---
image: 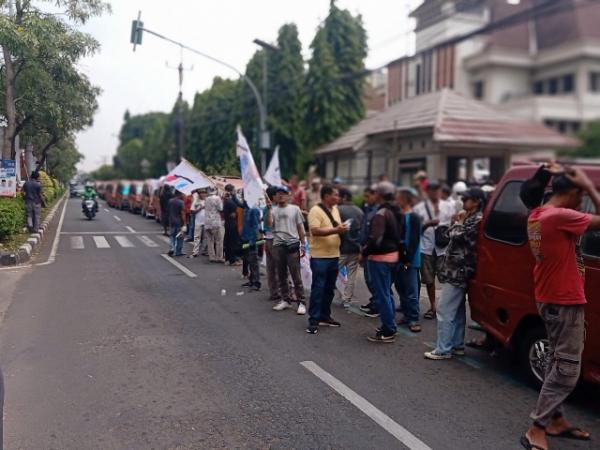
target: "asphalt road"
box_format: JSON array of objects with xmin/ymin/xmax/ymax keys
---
[{"xmin": 0, "ymin": 198, "xmax": 598, "ymax": 450}]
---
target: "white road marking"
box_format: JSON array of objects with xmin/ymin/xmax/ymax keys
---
[
  {"xmin": 125, "ymin": 226, "xmax": 136, "ymax": 233},
  {"xmin": 60, "ymin": 231, "xmax": 157, "ymax": 235},
  {"xmin": 70, "ymin": 236, "xmax": 84, "ymax": 249},
  {"xmin": 103, "ymin": 208, "xmax": 109, "ymax": 213},
  {"xmin": 137, "ymin": 235, "xmax": 158, "ymax": 247},
  {"xmin": 157, "ymin": 235, "xmax": 170, "ymax": 244},
  {"xmin": 36, "ymin": 195, "xmax": 69, "ymax": 266},
  {"xmin": 160, "ymin": 254, "xmax": 197, "ymax": 278},
  {"xmin": 113, "ymin": 215, "xmax": 121, "ymax": 222},
  {"xmin": 93, "ymin": 236, "xmax": 110, "ymax": 249},
  {"xmin": 115, "ymin": 236, "xmax": 135, "ymax": 248},
  {"xmin": 300, "ymin": 361, "xmax": 432, "ymax": 450}
]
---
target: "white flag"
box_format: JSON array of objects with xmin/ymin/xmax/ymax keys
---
[
  {"xmin": 164, "ymin": 158, "xmax": 214, "ymax": 195},
  {"xmin": 236, "ymin": 126, "xmax": 264, "ymax": 208},
  {"xmin": 263, "ymin": 146, "xmax": 282, "ymax": 187}
]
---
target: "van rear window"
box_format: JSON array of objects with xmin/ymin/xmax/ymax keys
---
[{"xmin": 484, "ymin": 181, "xmax": 529, "ymax": 246}]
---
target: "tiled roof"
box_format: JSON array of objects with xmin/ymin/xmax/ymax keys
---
[{"xmin": 315, "ymin": 89, "xmax": 579, "ymax": 155}]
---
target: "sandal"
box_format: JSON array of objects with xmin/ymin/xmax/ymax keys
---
[
  {"xmin": 547, "ymin": 427, "xmax": 591, "ymax": 441},
  {"xmin": 409, "ymin": 324, "xmax": 422, "ymax": 333},
  {"xmin": 520, "ymin": 435, "xmax": 547, "ymax": 450},
  {"xmin": 424, "ymin": 310, "xmax": 436, "ymax": 320}
]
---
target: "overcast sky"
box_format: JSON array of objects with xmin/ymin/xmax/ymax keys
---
[{"xmin": 75, "ymin": 0, "xmax": 420, "ymax": 172}]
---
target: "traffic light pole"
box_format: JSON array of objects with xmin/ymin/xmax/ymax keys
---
[{"xmin": 130, "ymin": 14, "xmax": 268, "ymax": 171}]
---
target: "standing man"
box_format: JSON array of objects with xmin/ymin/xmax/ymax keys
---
[
  {"xmin": 519, "ymin": 166, "xmax": 597, "ymax": 450},
  {"xmin": 306, "ymin": 185, "xmax": 349, "ymax": 334},
  {"xmin": 159, "ymin": 185, "xmax": 173, "ymax": 236},
  {"xmin": 263, "ymin": 186, "xmax": 280, "ymax": 301},
  {"xmin": 190, "ymin": 189, "xmax": 207, "ymax": 258},
  {"xmin": 413, "ymin": 181, "xmax": 454, "ymax": 320},
  {"xmin": 363, "ymin": 182, "xmax": 402, "ymax": 343},
  {"xmin": 289, "ymin": 175, "xmax": 307, "ymax": 212},
  {"xmin": 204, "ymin": 187, "xmax": 225, "ymax": 263},
  {"xmin": 223, "ymin": 184, "xmax": 242, "ymax": 266},
  {"xmin": 359, "ymin": 186, "xmax": 380, "ymax": 317},
  {"xmin": 337, "ymin": 188, "xmax": 364, "ymax": 308},
  {"xmin": 306, "ymin": 178, "xmax": 322, "ymax": 212},
  {"xmin": 167, "ymin": 190, "xmax": 187, "ymax": 257},
  {"xmin": 22, "ymin": 171, "xmax": 45, "ymax": 233},
  {"xmin": 240, "ymin": 199, "xmax": 261, "ymax": 291},
  {"xmin": 267, "ymin": 185, "xmax": 307, "ymax": 315}
]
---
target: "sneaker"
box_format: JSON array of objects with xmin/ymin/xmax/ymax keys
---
[
  {"xmin": 424, "ymin": 351, "xmax": 452, "ymax": 360},
  {"xmin": 318, "ymin": 318, "xmax": 341, "ymax": 327},
  {"xmin": 363, "ymin": 308, "xmax": 380, "ymax": 318},
  {"xmin": 251, "ymin": 284, "xmax": 261, "ymax": 292},
  {"xmin": 359, "ymin": 303, "xmax": 372, "ymax": 312},
  {"xmin": 452, "ymin": 347, "xmax": 465, "ymax": 356},
  {"xmin": 273, "ymin": 300, "xmax": 292, "ymax": 311},
  {"xmin": 367, "ymin": 331, "xmax": 396, "ymax": 343},
  {"xmin": 297, "ymin": 303, "xmax": 307, "ymax": 315},
  {"xmin": 342, "ymin": 300, "xmax": 351, "ymax": 309},
  {"xmin": 305, "ymin": 325, "xmax": 318, "ymax": 334},
  {"xmin": 241, "ymin": 281, "xmax": 252, "ymax": 288},
  {"xmin": 375, "ymin": 327, "xmax": 398, "ymax": 336},
  {"xmin": 167, "ymin": 250, "xmax": 174, "ymax": 256}
]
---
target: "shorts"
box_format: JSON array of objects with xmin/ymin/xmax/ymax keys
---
[{"xmin": 420, "ymin": 253, "xmax": 443, "ymax": 285}]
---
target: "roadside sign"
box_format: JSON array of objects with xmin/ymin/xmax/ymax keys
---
[{"xmin": 0, "ymin": 159, "xmax": 17, "ymax": 197}]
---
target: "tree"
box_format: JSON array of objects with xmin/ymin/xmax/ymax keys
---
[
  {"xmin": 569, "ymin": 121, "xmax": 600, "ymax": 158},
  {"xmin": 0, "ymin": 0, "xmax": 108, "ymax": 160},
  {"xmin": 44, "ymin": 137, "xmax": 83, "ymax": 183},
  {"xmin": 91, "ymin": 164, "xmax": 120, "ymax": 181}
]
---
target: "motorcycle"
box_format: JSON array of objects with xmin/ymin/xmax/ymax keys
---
[{"xmin": 83, "ymin": 199, "xmax": 96, "ymax": 220}]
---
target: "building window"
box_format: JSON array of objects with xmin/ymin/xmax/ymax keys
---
[
  {"xmin": 473, "ymin": 81, "xmax": 484, "ymax": 99},
  {"xmin": 533, "ymin": 81, "xmax": 544, "ymax": 95},
  {"xmin": 416, "ymin": 64, "xmax": 422, "ymax": 95},
  {"xmin": 562, "ymin": 74, "xmax": 575, "ymax": 93},
  {"xmin": 484, "ymin": 181, "xmax": 529, "ymax": 246},
  {"xmin": 590, "ymin": 72, "xmax": 600, "ymax": 92},
  {"xmin": 548, "ymin": 78, "xmax": 558, "ymax": 95}
]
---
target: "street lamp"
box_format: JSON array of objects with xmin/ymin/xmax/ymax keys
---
[{"xmin": 252, "ymin": 38, "xmax": 280, "ymax": 174}]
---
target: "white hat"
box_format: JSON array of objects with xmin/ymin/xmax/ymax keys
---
[{"xmin": 452, "ymin": 181, "xmax": 467, "ymax": 195}]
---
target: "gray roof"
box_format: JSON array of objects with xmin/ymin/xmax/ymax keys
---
[{"xmin": 315, "ymin": 89, "xmax": 579, "ymax": 155}]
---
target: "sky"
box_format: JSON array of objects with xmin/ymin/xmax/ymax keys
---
[{"xmin": 75, "ymin": 0, "xmax": 420, "ymax": 172}]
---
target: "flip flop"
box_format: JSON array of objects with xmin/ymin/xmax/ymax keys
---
[
  {"xmin": 424, "ymin": 310, "xmax": 436, "ymax": 320},
  {"xmin": 409, "ymin": 324, "xmax": 422, "ymax": 333},
  {"xmin": 520, "ymin": 435, "xmax": 547, "ymax": 450},
  {"xmin": 547, "ymin": 427, "xmax": 591, "ymax": 441}
]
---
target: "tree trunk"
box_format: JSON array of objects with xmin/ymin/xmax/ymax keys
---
[
  {"xmin": 38, "ymin": 136, "xmax": 58, "ymax": 169},
  {"xmin": 1, "ymin": 45, "xmax": 17, "ymax": 161}
]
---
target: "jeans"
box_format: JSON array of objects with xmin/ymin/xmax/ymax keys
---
[
  {"xmin": 531, "ymin": 303, "xmax": 585, "ymax": 428},
  {"xmin": 169, "ymin": 225, "xmax": 184, "ymax": 256},
  {"xmin": 363, "ymin": 263, "xmax": 376, "ymax": 309},
  {"xmin": 434, "ymin": 283, "xmax": 467, "ymax": 354},
  {"xmin": 395, "ymin": 265, "xmax": 420, "ymax": 325},
  {"xmin": 367, "ymin": 260, "xmax": 397, "ymax": 335},
  {"xmin": 308, "ymin": 258, "xmax": 338, "ymax": 325}
]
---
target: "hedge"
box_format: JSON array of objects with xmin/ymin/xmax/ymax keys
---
[{"xmin": 0, "ymin": 194, "xmax": 26, "ymax": 240}]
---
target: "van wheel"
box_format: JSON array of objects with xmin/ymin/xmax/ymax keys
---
[{"xmin": 519, "ymin": 326, "xmax": 549, "ymax": 387}]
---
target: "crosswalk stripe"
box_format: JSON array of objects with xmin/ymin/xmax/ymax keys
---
[
  {"xmin": 157, "ymin": 235, "xmax": 170, "ymax": 244},
  {"xmin": 137, "ymin": 235, "xmax": 158, "ymax": 248},
  {"xmin": 115, "ymin": 236, "xmax": 135, "ymax": 248},
  {"xmin": 70, "ymin": 236, "xmax": 84, "ymax": 249},
  {"xmin": 93, "ymin": 236, "xmax": 110, "ymax": 248}
]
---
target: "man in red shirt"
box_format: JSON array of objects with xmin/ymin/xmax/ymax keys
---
[{"xmin": 521, "ymin": 167, "xmax": 600, "ymax": 450}]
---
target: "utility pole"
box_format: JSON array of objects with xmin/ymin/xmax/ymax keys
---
[{"xmin": 166, "ymin": 50, "xmax": 193, "ymax": 162}]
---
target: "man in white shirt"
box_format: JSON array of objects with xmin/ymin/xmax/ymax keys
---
[
  {"xmin": 204, "ymin": 188, "xmax": 225, "ymax": 263},
  {"xmin": 413, "ymin": 180, "xmax": 454, "ymax": 320},
  {"xmin": 191, "ymin": 189, "xmax": 207, "ymax": 258}
]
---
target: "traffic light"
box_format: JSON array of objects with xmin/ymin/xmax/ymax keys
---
[{"xmin": 130, "ymin": 19, "xmax": 143, "ymax": 46}]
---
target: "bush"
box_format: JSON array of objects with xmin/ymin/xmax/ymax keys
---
[
  {"xmin": 0, "ymin": 195, "xmax": 26, "ymax": 239},
  {"xmin": 38, "ymin": 170, "xmax": 55, "ymax": 203}
]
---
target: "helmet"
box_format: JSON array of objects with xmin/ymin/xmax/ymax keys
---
[{"xmin": 452, "ymin": 181, "xmax": 467, "ymax": 195}]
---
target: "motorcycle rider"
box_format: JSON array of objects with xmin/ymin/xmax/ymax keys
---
[{"xmin": 81, "ymin": 184, "xmax": 98, "ymax": 214}]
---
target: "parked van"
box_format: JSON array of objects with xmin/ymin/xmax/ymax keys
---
[
  {"xmin": 104, "ymin": 181, "xmax": 118, "ymax": 208},
  {"xmin": 469, "ymin": 163, "xmax": 600, "ymax": 386},
  {"xmin": 141, "ymin": 179, "xmax": 160, "ymax": 218},
  {"xmin": 115, "ymin": 180, "xmax": 132, "ymax": 210},
  {"xmin": 128, "ymin": 180, "xmax": 144, "ymax": 214},
  {"xmin": 95, "ymin": 182, "xmax": 105, "ymax": 199}
]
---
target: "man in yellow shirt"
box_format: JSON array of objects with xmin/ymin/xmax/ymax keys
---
[{"xmin": 306, "ymin": 185, "xmax": 349, "ymax": 334}]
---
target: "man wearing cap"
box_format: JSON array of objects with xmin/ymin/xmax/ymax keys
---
[
  {"xmin": 266, "ymin": 185, "xmax": 307, "ymax": 314},
  {"xmin": 412, "ymin": 170, "xmax": 428, "ymax": 200},
  {"xmin": 425, "ymin": 187, "xmax": 484, "ymax": 360},
  {"xmin": 414, "ymin": 180, "xmax": 455, "ymax": 320},
  {"xmin": 307, "ymin": 178, "xmax": 322, "ymax": 212}
]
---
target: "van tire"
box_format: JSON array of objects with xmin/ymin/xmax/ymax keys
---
[{"xmin": 518, "ymin": 326, "xmax": 549, "ymax": 388}]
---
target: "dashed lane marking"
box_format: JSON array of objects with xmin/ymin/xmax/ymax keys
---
[
  {"xmin": 125, "ymin": 226, "xmax": 136, "ymax": 233},
  {"xmin": 301, "ymin": 361, "xmax": 432, "ymax": 450},
  {"xmin": 113, "ymin": 215, "xmax": 121, "ymax": 222},
  {"xmin": 103, "ymin": 208, "xmax": 109, "ymax": 213},
  {"xmin": 93, "ymin": 236, "xmax": 110, "ymax": 249}
]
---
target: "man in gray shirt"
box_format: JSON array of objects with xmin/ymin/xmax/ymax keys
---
[
  {"xmin": 22, "ymin": 171, "xmax": 45, "ymax": 233},
  {"xmin": 266, "ymin": 186, "xmax": 307, "ymax": 315},
  {"xmin": 338, "ymin": 188, "xmax": 364, "ymax": 308}
]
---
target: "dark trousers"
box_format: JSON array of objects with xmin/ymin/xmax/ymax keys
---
[
  {"xmin": 224, "ymin": 220, "xmax": 240, "ymax": 264},
  {"xmin": 265, "ymin": 239, "xmax": 280, "ymax": 301},
  {"xmin": 395, "ymin": 265, "xmax": 420, "ymax": 325},
  {"xmin": 308, "ymin": 257, "xmax": 338, "ymax": 325},
  {"xmin": 272, "ymin": 244, "xmax": 304, "ymax": 303},
  {"xmin": 368, "ymin": 260, "xmax": 398, "ymax": 336},
  {"xmin": 169, "ymin": 225, "xmax": 183, "ymax": 256},
  {"xmin": 186, "ymin": 214, "xmax": 195, "ymax": 240},
  {"xmin": 364, "ymin": 263, "xmax": 376, "ymax": 311},
  {"xmin": 243, "ymin": 244, "xmax": 260, "ymax": 287}
]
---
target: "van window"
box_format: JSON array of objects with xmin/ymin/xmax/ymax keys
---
[
  {"xmin": 581, "ymin": 196, "xmax": 600, "ymax": 258},
  {"xmin": 484, "ymin": 181, "xmax": 529, "ymax": 245}
]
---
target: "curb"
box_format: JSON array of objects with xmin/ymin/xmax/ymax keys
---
[{"xmin": 0, "ymin": 193, "xmax": 67, "ymax": 267}]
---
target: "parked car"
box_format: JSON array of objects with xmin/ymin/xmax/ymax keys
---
[
  {"xmin": 153, "ymin": 180, "xmax": 168, "ymax": 224},
  {"xmin": 95, "ymin": 182, "xmax": 106, "ymax": 200},
  {"xmin": 104, "ymin": 181, "xmax": 118, "ymax": 207},
  {"xmin": 115, "ymin": 180, "xmax": 132, "ymax": 210},
  {"xmin": 69, "ymin": 183, "xmax": 85, "ymax": 198},
  {"xmin": 127, "ymin": 180, "xmax": 144, "ymax": 214},
  {"xmin": 469, "ymin": 163, "xmax": 600, "ymax": 386},
  {"xmin": 141, "ymin": 179, "xmax": 160, "ymax": 218}
]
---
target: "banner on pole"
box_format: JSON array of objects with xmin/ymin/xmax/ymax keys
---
[
  {"xmin": 0, "ymin": 159, "xmax": 17, "ymax": 197},
  {"xmin": 164, "ymin": 159, "xmax": 214, "ymax": 195},
  {"xmin": 236, "ymin": 126, "xmax": 264, "ymax": 208},
  {"xmin": 263, "ymin": 146, "xmax": 282, "ymax": 187}
]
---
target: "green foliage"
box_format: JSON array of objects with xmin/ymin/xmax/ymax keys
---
[
  {"xmin": 38, "ymin": 170, "xmax": 55, "ymax": 202},
  {"xmin": 0, "ymin": 195, "xmax": 26, "ymax": 240},
  {"xmin": 45, "ymin": 138, "xmax": 84, "ymax": 183},
  {"xmin": 91, "ymin": 164, "xmax": 120, "ymax": 181},
  {"xmin": 569, "ymin": 121, "xmax": 600, "ymax": 158}
]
